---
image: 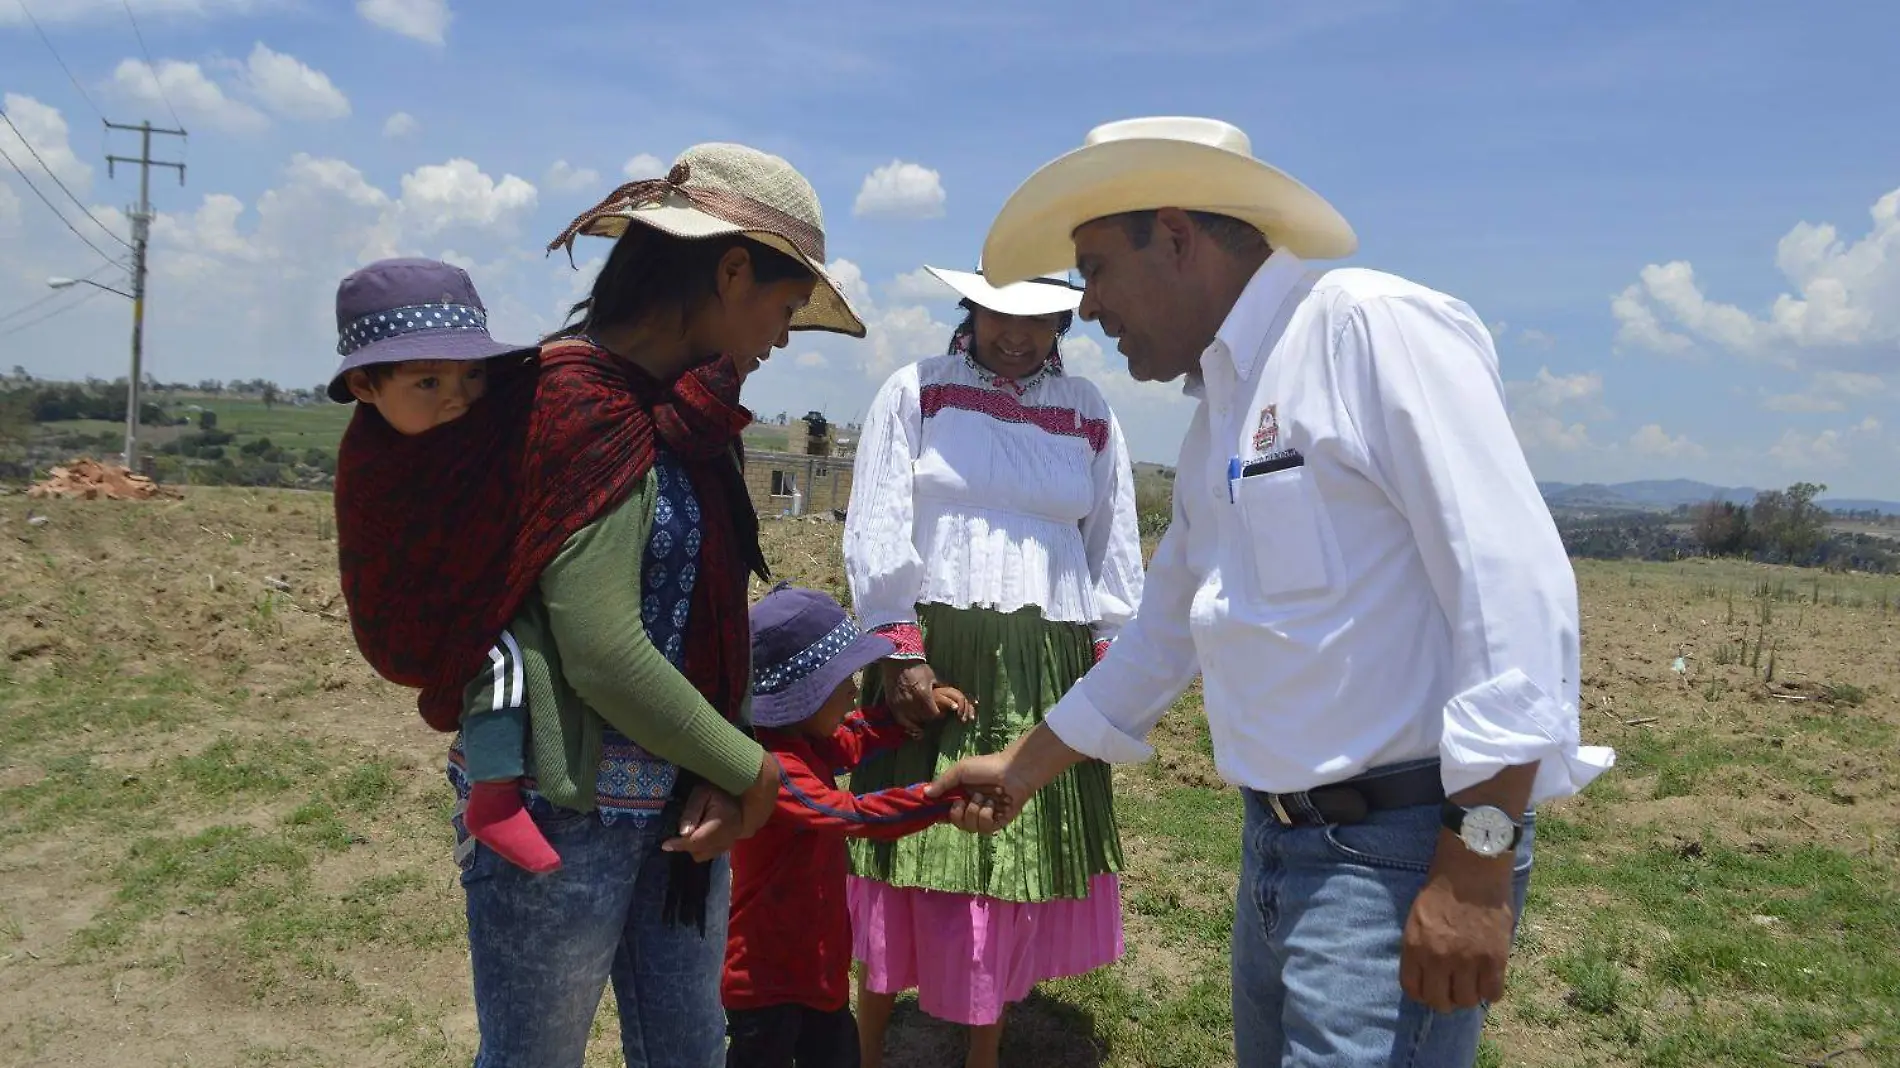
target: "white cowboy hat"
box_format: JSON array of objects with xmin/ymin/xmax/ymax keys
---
[
  {"xmin": 980, "ymin": 117, "xmax": 1357, "ymax": 287},
  {"xmin": 923, "ymin": 262, "xmax": 1083, "ymax": 318},
  {"xmin": 547, "ymin": 143, "xmax": 867, "ymax": 337}
]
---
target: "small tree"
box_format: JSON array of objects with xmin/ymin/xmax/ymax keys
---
[
  {"xmin": 1777, "ymin": 481, "xmax": 1829, "ymax": 563},
  {"xmin": 1691, "ymin": 501, "xmax": 1751, "ymax": 557},
  {"xmin": 0, "ymin": 390, "xmax": 32, "ymax": 461},
  {"xmin": 261, "ymin": 383, "xmax": 280, "ymax": 410},
  {"xmin": 198, "ymin": 409, "xmax": 218, "ymax": 431}
]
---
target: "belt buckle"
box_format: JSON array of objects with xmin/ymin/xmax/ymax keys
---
[{"xmin": 1267, "ymin": 792, "xmax": 1295, "ymax": 826}]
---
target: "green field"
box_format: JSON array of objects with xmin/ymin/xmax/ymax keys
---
[{"xmin": 1, "ymin": 491, "xmax": 1895, "ymax": 1067}]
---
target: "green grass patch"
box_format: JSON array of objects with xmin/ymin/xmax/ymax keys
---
[
  {"xmin": 1527, "ymin": 827, "xmax": 1900, "ymax": 1064},
  {"xmin": 172, "ymin": 735, "xmax": 331, "ymax": 799},
  {"xmin": 77, "ymin": 825, "xmax": 311, "ymax": 952}
]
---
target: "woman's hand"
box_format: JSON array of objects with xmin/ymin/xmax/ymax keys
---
[
  {"xmin": 883, "ymin": 660, "xmax": 942, "ymax": 737},
  {"xmin": 662, "ymin": 783, "xmax": 743, "ymax": 862},
  {"xmin": 932, "ymin": 684, "xmax": 977, "ymax": 724},
  {"xmin": 737, "ymin": 752, "xmax": 783, "ymax": 838}
]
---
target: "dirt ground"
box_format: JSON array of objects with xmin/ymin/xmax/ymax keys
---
[{"xmin": 1, "ymin": 489, "xmax": 1895, "ymax": 1067}]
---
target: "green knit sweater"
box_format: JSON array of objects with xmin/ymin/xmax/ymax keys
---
[{"xmin": 462, "ymin": 470, "xmax": 764, "ymax": 808}]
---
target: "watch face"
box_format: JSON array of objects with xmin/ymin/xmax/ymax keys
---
[{"xmin": 1461, "ymin": 806, "xmax": 1516, "ymax": 857}]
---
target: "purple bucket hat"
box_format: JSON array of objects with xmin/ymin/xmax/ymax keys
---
[
  {"xmin": 326, "ymin": 257, "xmax": 529, "ymax": 403},
  {"xmin": 749, "ymin": 585, "xmax": 895, "ymax": 729}
]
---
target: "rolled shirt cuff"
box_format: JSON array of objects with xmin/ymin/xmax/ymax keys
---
[
  {"xmin": 1044, "ymin": 682, "xmax": 1155, "ymax": 765},
  {"xmin": 1440, "ymin": 667, "xmax": 1616, "ymax": 807}
]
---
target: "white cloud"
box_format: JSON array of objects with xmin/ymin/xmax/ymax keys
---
[
  {"xmin": 0, "ymin": 183, "xmax": 20, "ymax": 228},
  {"xmin": 1611, "ymin": 280, "xmax": 1695, "ymax": 355},
  {"xmin": 242, "ymin": 44, "xmax": 351, "ymax": 121},
  {"xmin": 1059, "ymin": 333, "xmax": 1196, "ymax": 422},
  {"xmin": 0, "ymin": 146, "xmax": 553, "ymax": 385},
  {"xmin": 1628, "ymin": 423, "xmax": 1706, "ymax": 460},
  {"xmin": 1518, "ymin": 328, "xmax": 1556, "ymax": 349},
  {"xmin": 825, "ymin": 259, "xmax": 875, "ymax": 317},
  {"xmin": 817, "ymin": 258, "xmax": 954, "ymax": 381},
  {"xmin": 357, "ymin": 0, "xmax": 450, "ymax": 45},
  {"xmin": 395, "ymin": 159, "xmax": 537, "ymax": 237},
  {"xmin": 382, "ymin": 111, "xmax": 420, "ymax": 139},
  {"xmin": 1761, "ymin": 370, "xmax": 1888, "ymax": 414},
  {"xmin": 886, "ymin": 267, "xmax": 954, "ymax": 305},
  {"xmin": 0, "ymin": 94, "xmax": 92, "ymax": 191},
  {"xmin": 623, "ymin": 154, "xmax": 667, "ymax": 179},
  {"xmin": 108, "ymin": 57, "xmax": 268, "ymax": 133},
  {"xmin": 1612, "ymin": 187, "xmax": 1900, "ymax": 365},
  {"xmin": 1768, "ymin": 424, "xmax": 1864, "ymax": 473},
  {"xmin": 794, "ymin": 351, "xmax": 829, "ymax": 369},
  {"xmin": 544, "ymin": 160, "xmax": 601, "ymax": 194},
  {"xmin": 853, "ymin": 160, "xmax": 946, "ymax": 220},
  {"xmin": 1505, "ymin": 368, "xmax": 1606, "ymax": 454}
]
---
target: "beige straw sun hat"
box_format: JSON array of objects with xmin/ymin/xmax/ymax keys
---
[
  {"xmin": 981, "ymin": 117, "xmax": 1357, "ymax": 287},
  {"xmin": 547, "ymin": 143, "xmax": 866, "ymax": 338}
]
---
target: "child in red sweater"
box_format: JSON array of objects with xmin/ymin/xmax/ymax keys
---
[{"xmin": 724, "ymin": 585, "xmax": 978, "ymax": 1068}]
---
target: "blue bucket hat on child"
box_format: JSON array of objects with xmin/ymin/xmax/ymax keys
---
[
  {"xmin": 326, "ymin": 257, "xmax": 529, "ymax": 403},
  {"xmin": 750, "ymin": 585, "xmax": 895, "ymax": 729}
]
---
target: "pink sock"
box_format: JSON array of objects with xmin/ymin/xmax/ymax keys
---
[{"xmin": 465, "ymin": 780, "xmax": 561, "ymax": 874}]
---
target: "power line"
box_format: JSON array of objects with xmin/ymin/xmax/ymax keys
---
[
  {"xmin": 0, "ymin": 286, "xmax": 106, "ymax": 341},
  {"xmin": 0, "ymin": 109, "xmax": 132, "ymax": 250},
  {"xmin": 15, "ymin": 0, "xmax": 106, "ymax": 123},
  {"xmin": 120, "ymin": 0, "xmax": 184, "ymax": 133},
  {"xmin": 0, "ymin": 137, "xmax": 123, "ymax": 267},
  {"xmin": 0, "ymin": 264, "xmax": 123, "ymax": 328}
]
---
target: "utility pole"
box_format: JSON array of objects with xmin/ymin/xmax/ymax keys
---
[{"xmin": 105, "ymin": 120, "xmax": 186, "ymax": 472}]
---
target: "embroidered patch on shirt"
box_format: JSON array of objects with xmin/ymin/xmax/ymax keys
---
[{"xmin": 1251, "ymin": 404, "xmax": 1279, "ymax": 455}]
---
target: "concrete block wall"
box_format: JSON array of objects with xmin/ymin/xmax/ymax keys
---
[{"xmin": 744, "ymin": 449, "xmax": 855, "ymax": 516}]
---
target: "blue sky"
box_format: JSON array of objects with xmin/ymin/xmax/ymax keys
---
[{"xmin": 3, "ymin": 0, "xmax": 1897, "ymax": 498}]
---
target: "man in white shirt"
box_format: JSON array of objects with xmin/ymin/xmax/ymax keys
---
[{"xmin": 931, "ymin": 117, "xmax": 1615, "ymax": 1067}]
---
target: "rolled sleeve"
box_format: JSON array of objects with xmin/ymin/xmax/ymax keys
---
[
  {"xmin": 1045, "ymin": 684, "xmax": 1160, "ymax": 764},
  {"xmin": 1440, "ymin": 668, "xmax": 1616, "ymax": 805}
]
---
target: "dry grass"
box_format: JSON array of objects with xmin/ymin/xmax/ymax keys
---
[{"xmin": 1, "ymin": 490, "xmax": 1896, "ymax": 1067}]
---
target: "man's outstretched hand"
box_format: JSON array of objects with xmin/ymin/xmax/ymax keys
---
[{"xmin": 928, "ymin": 753, "xmax": 1028, "ymax": 834}]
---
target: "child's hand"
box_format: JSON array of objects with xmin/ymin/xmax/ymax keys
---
[{"xmin": 932, "ymin": 684, "xmax": 977, "ymax": 724}]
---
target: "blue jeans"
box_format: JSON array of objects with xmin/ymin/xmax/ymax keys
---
[
  {"xmin": 458, "ymin": 800, "xmax": 730, "ymax": 1068},
  {"xmin": 1233, "ymin": 772, "xmax": 1534, "ymax": 1068}
]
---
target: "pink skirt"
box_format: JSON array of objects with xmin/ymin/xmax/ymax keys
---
[{"xmin": 847, "ymin": 873, "xmax": 1125, "ymax": 1026}]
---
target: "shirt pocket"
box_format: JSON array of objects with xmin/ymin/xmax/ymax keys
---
[{"xmin": 1233, "ymin": 468, "xmax": 1335, "ymax": 601}]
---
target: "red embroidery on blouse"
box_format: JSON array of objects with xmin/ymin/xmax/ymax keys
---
[
  {"xmin": 918, "ymin": 383, "xmax": 1109, "ymax": 453},
  {"xmin": 872, "ymin": 622, "xmax": 926, "ymax": 658}
]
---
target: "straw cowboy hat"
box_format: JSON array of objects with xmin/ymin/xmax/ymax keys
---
[
  {"xmin": 980, "ymin": 117, "xmax": 1357, "ymax": 287},
  {"xmin": 924, "ymin": 261, "xmax": 1083, "ymax": 318},
  {"xmin": 546, "ymin": 143, "xmax": 867, "ymax": 337}
]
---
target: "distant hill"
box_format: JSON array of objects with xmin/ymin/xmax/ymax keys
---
[{"xmin": 1536, "ymin": 479, "xmax": 1899, "ymax": 516}]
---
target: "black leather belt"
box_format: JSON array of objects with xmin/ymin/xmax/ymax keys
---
[{"xmin": 1250, "ymin": 762, "xmax": 1445, "ymax": 827}]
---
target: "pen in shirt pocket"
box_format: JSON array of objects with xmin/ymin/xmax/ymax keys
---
[{"xmin": 1226, "ymin": 456, "xmax": 1241, "ymax": 503}]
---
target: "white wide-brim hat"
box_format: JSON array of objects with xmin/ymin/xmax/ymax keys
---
[
  {"xmin": 923, "ymin": 263, "xmax": 1082, "ymax": 318},
  {"xmin": 547, "ymin": 143, "xmax": 866, "ymax": 338},
  {"xmin": 981, "ymin": 117, "xmax": 1357, "ymax": 286}
]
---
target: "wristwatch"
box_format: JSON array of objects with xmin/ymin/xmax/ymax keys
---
[{"xmin": 1441, "ymin": 802, "xmax": 1522, "ymax": 858}]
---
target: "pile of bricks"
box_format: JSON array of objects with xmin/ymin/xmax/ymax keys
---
[{"xmin": 26, "ymin": 458, "xmax": 170, "ymax": 500}]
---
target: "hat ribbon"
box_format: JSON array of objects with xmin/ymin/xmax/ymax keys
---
[
  {"xmin": 546, "ymin": 161, "xmax": 827, "ymax": 268},
  {"xmin": 337, "ymin": 301, "xmax": 490, "ymax": 357},
  {"xmin": 752, "ymin": 616, "xmax": 862, "ymax": 696}
]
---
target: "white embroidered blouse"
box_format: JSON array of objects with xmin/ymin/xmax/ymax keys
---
[{"xmin": 843, "ymin": 353, "xmax": 1145, "ymax": 655}]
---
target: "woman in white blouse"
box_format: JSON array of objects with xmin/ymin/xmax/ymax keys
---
[{"xmin": 842, "ymin": 263, "xmax": 1144, "ymax": 1068}]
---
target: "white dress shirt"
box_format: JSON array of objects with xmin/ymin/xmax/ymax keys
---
[
  {"xmin": 1045, "ymin": 251, "xmax": 1614, "ymax": 806},
  {"xmin": 844, "ymin": 353, "xmax": 1145, "ymax": 641}
]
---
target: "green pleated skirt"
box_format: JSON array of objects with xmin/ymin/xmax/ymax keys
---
[{"xmin": 847, "ymin": 602, "xmax": 1124, "ymax": 903}]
